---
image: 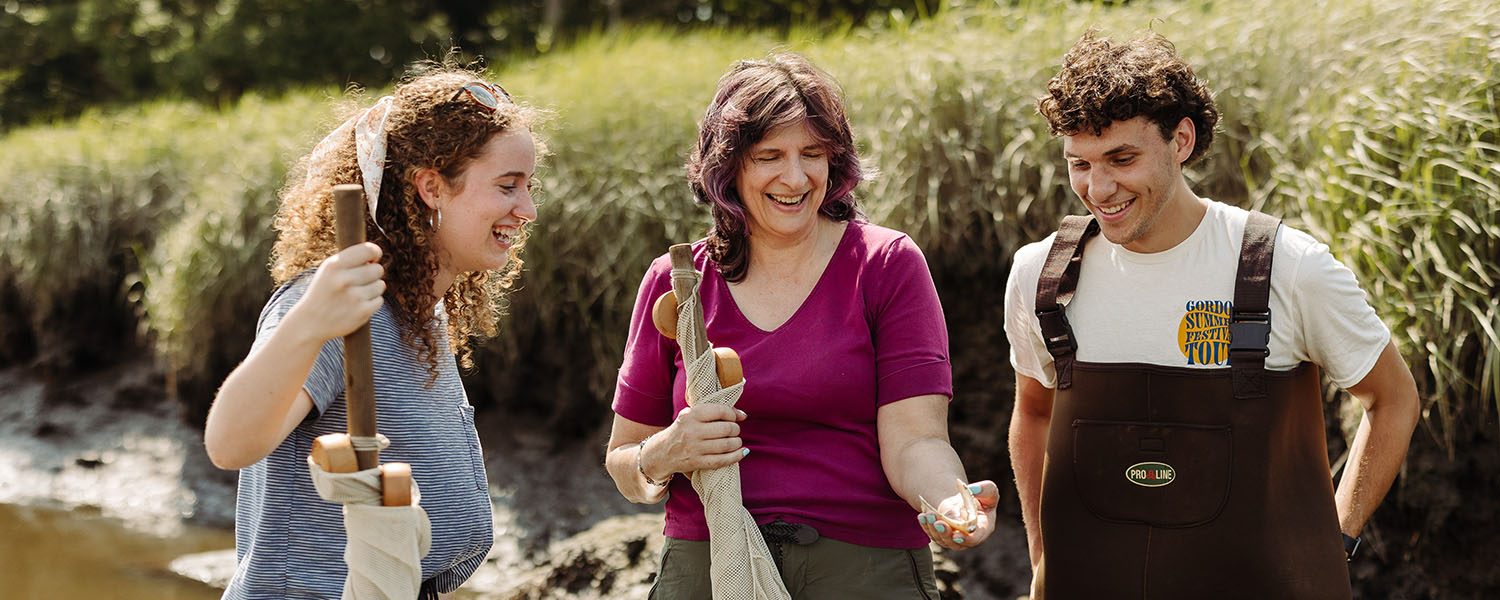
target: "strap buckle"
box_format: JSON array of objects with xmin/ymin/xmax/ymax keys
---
[
  {"xmin": 1228, "ymin": 310, "xmax": 1271, "ymax": 358},
  {"xmin": 1035, "ymin": 306, "xmax": 1077, "ymax": 355},
  {"xmin": 1342, "ymin": 533, "xmax": 1362, "ymax": 561},
  {"xmin": 760, "ymin": 519, "xmax": 819, "ymax": 545}
]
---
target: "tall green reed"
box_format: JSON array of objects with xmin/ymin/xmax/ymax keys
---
[
  {"xmin": 0, "ymin": 0, "xmax": 1493, "ymax": 449},
  {"xmin": 1201, "ymin": 0, "xmax": 1500, "ymax": 456}
]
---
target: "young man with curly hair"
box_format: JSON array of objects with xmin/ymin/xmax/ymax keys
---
[{"xmin": 1003, "ymin": 29, "xmax": 1419, "ymax": 598}]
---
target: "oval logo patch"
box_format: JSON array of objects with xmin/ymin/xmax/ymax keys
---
[{"xmin": 1126, "ymin": 462, "xmax": 1176, "ymax": 487}]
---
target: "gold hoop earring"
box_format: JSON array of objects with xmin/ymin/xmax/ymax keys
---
[{"xmin": 429, "ymin": 207, "xmax": 442, "ymax": 231}]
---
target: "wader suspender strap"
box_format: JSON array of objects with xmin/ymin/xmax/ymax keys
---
[
  {"xmin": 1036, "ymin": 215, "xmax": 1100, "ymax": 389},
  {"xmin": 1230, "ymin": 211, "xmax": 1282, "ymax": 400}
]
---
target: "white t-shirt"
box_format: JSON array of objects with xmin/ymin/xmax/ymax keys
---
[{"xmin": 1005, "ymin": 200, "xmax": 1389, "ymax": 390}]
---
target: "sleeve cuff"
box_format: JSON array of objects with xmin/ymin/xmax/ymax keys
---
[{"xmin": 877, "ymin": 360, "xmax": 953, "ymax": 406}]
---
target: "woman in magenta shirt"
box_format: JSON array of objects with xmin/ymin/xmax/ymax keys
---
[{"xmin": 603, "ymin": 53, "xmax": 999, "ymax": 599}]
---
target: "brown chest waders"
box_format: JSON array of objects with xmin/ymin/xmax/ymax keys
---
[{"xmin": 1031, "ymin": 212, "xmax": 1351, "ymax": 599}]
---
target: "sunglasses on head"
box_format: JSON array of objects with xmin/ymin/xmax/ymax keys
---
[{"xmin": 450, "ymin": 81, "xmax": 513, "ymax": 111}]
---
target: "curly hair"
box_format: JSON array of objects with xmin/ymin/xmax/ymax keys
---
[
  {"xmin": 1037, "ymin": 29, "xmax": 1219, "ymax": 166},
  {"xmin": 271, "ymin": 63, "xmax": 543, "ymax": 383},
  {"xmin": 685, "ymin": 52, "xmax": 865, "ymax": 283}
]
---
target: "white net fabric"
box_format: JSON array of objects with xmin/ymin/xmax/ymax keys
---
[
  {"xmin": 308, "ymin": 461, "xmax": 432, "ymax": 600},
  {"xmin": 673, "ymin": 271, "xmax": 791, "ymax": 600}
]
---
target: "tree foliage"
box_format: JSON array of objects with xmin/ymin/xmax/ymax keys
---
[{"xmin": 0, "ymin": 0, "xmax": 934, "ymax": 129}]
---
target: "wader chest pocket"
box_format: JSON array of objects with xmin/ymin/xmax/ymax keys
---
[{"xmin": 1071, "ymin": 419, "xmax": 1232, "ymax": 528}]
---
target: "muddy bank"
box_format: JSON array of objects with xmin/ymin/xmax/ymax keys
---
[
  {"xmin": 0, "ymin": 362, "xmax": 233, "ymax": 536},
  {"xmin": 5, "ymin": 352, "xmax": 1498, "ymax": 600},
  {"xmin": 0, "ymin": 360, "xmax": 656, "ymax": 597},
  {"xmin": 0, "ymin": 360, "xmax": 1033, "ymax": 598}
]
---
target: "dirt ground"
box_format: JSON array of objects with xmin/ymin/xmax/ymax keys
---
[
  {"xmin": 7, "ymin": 358, "xmax": 1490, "ymax": 599},
  {"xmin": 0, "ymin": 361, "xmax": 1029, "ymax": 598}
]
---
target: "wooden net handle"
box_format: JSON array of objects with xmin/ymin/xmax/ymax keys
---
[{"xmin": 333, "ymin": 184, "xmax": 378, "ymax": 471}]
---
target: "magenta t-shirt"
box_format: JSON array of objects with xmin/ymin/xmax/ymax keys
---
[{"xmin": 612, "ymin": 220, "xmax": 952, "ymax": 549}]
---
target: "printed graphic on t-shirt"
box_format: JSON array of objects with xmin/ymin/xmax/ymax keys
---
[{"xmin": 1179, "ymin": 300, "xmax": 1232, "ymax": 366}]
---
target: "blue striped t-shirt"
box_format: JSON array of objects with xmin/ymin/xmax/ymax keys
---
[{"xmin": 223, "ymin": 271, "xmax": 493, "ymax": 599}]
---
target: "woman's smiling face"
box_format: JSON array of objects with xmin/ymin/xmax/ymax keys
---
[
  {"xmin": 432, "ymin": 128, "xmax": 538, "ymax": 277},
  {"xmin": 735, "ymin": 120, "xmax": 829, "ymax": 242}
]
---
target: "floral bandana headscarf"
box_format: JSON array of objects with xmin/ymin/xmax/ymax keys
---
[{"xmin": 307, "ymin": 95, "xmax": 394, "ymax": 235}]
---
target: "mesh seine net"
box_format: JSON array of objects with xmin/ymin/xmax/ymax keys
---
[
  {"xmin": 672, "ymin": 267, "xmax": 791, "ymax": 600},
  {"xmin": 308, "ymin": 460, "xmax": 432, "ymax": 600}
]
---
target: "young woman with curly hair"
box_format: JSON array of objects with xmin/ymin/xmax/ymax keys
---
[{"xmin": 204, "ymin": 64, "xmax": 543, "ymax": 599}]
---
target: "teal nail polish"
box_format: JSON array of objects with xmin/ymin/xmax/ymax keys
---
[
  {"xmin": 935, "ymin": 522, "xmax": 946, "ymax": 533},
  {"xmin": 953, "ymin": 535, "xmax": 964, "ymax": 544},
  {"xmin": 924, "ymin": 515, "xmax": 935, "ymax": 524},
  {"xmin": 740, "ymin": 448, "xmax": 750, "ymax": 457},
  {"xmin": 968, "ymin": 484, "xmax": 982, "ymax": 495}
]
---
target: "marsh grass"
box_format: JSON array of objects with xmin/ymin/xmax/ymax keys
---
[
  {"xmin": 1, "ymin": 3, "xmax": 1494, "ymax": 592},
  {"xmin": 0, "ymin": 0, "xmax": 1494, "ymax": 450},
  {"xmin": 0, "ymin": 93, "xmax": 327, "ymax": 396},
  {"xmin": 1201, "ymin": 0, "xmax": 1500, "ymax": 457}
]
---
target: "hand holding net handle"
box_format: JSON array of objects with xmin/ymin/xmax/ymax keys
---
[{"xmin": 333, "ymin": 184, "xmax": 379, "ymax": 471}]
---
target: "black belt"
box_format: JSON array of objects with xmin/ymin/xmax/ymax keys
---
[{"xmin": 759, "ymin": 519, "xmax": 819, "ymax": 545}]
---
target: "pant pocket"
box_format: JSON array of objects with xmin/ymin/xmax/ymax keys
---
[
  {"xmin": 650, "ymin": 538, "xmax": 712, "ymax": 600},
  {"xmin": 647, "ymin": 543, "xmax": 671, "ymax": 600},
  {"xmin": 1071, "ymin": 418, "xmax": 1232, "ymax": 528},
  {"xmin": 796, "ymin": 539, "xmax": 936, "ymax": 600},
  {"xmin": 904, "ymin": 548, "xmax": 938, "ymax": 600}
]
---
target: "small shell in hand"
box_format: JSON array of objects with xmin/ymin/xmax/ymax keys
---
[{"xmin": 919, "ymin": 478, "xmax": 980, "ymax": 534}]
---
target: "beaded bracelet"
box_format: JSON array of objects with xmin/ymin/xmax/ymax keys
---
[{"xmin": 637, "ymin": 438, "xmax": 672, "ymax": 487}]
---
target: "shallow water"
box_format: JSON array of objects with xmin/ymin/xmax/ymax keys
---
[{"xmin": 0, "ymin": 503, "xmax": 232, "ymax": 600}]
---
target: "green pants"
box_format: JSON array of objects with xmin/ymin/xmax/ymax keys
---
[{"xmin": 649, "ymin": 536, "xmax": 940, "ymax": 600}]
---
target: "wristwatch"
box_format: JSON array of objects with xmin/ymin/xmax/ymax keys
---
[{"xmin": 1342, "ymin": 533, "xmax": 1362, "ymax": 560}]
